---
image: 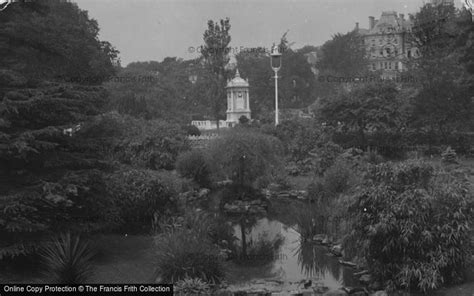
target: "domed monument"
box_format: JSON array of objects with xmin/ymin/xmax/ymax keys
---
[{"xmin": 226, "ymin": 69, "xmax": 251, "ymax": 126}]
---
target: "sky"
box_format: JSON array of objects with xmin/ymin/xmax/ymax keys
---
[{"xmin": 74, "ymin": 0, "xmax": 464, "ymax": 66}]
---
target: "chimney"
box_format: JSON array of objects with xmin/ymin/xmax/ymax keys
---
[
  {"xmin": 355, "ymin": 22, "xmax": 359, "ymax": 31},
  {"xmin": 369, "ymin": 16, "xmax": 375, "ymax": 29},
  {"xmin": 399, "ymin": 13, "xmax": 405, "ymax": 20}
]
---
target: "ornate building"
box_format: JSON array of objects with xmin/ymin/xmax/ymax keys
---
[
  {"xmin": 226, "ymin": 69, "xmax": 251, "ymax": 125},
  {"xmin": 355, "ymin": 11, "xmax": 416, "ymax": 78},
  {"xmin": 191, "ymin": 69, "xmax": 251, "ymax": 130}
]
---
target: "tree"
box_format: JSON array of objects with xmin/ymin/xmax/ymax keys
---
[
  {"xmin": 407, "ymin": 4, "xmax": 473, "ymax": 139},
  {"xmin": 0, "ymin": 0, "xmax": 119, "ymax": 84},
  {"xmin": 316, "ymin": 81, "xmax": 404, "ymax": 148},
  {"xmin": 201, "ymin": 18, "xmax": 232, "ymax": 131},
  {"xmin": 0, "ymin": 0, "xmax": 119, "ymax": 258},
  {"xmin": 315, "ymin": 31, "xmax": 368, "ymax": 77}
]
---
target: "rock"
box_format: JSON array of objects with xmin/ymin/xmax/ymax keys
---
[
  {"xmin": 289, "ymin": 190, "xmax": 299, "ymax": 198},
  {"xmin": 330, "ymin": 244, "xmax": 343, "ymax": 257},
  {"xmin": 323, "ymin": 289, "xmax": 348, "ymax": 296},
  {"xmin": 371, "ymin": 291, "xmax": 388, "ymax": 296},
  {"xmin": 313, "ymin": 234, "xmax": 326, "ymax": 243},
  {"xmin": 198, "ymin": 188, "xmax": 210, "ymax": 198},
  {"xmin": 313, "ymin": 286, "xmax": 330, "ymax": 294},
  {"xmin": 299, "ymin": 289, "xmax": 314, "ymax": 296},
  {"xmin": 359, "ymin": 274, "xmax": 372, "ymax": 285},
  {"xmin": 342, "ymin": 287, "xmax": 366, "ymax": 294},
  {"xmin": 321, "ymin": 236, "xmax": 331, "ymax": 245},
  {"xmin": 338, "ymin": 260, "xmax": 357, "ymax": 268},
  {"xmin": 223, "ymin": 204, "xmax": 240, "ymax": 213},
  {"xmin": 353, "ymin": 270, "xmax": 369, "ymax": 277},
  {"xmin": 277, "ymin": 192, "xmax": 290, "ymax": 199}
]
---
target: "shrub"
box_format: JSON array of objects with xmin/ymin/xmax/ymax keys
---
[
  {"xmin": 176, "ymin": 150, "xmax": 213, "ymax": 188},
  {"xmin": 107, "ymin": 169, "xmax": 181, "ymax": 233},
  {"xmin": 183, "ymin": 125, "xmax": 201, "ymax": 136},
  {"xmin": 274, "ymin": 119, "xmax": 321, "ymax": 161},
  {"xmin": 322, "ymin": 159, "xmax": 356, "ymax": 197},
  {"xmin": 39, "ymin": 233, "xmax": 96, "ymax": 284},
  {"xmin": 238, "ymin": 115, "xmax": 249, "ymax": 125},
  {"xmin": 174, "ymin": 277, "xmax": 211, "ymax": 295},
  {"xmin": 350, "ymin": 160, "xmax": 473, "ymax": 292},
  {"xmin": 0, "ymin": 170, "xmax": 115, "ymax": 259},
  {"xmin": 154, "ymin": 217, "xmax": 225, "ymax": 284},
  {"xmin": 363, "ymin": 148, "xmax": 385, "ymax": 165},
  {"xmin": 312, "ymin": 141, "xmax": 344, "ymax": 176},
  {"xmin": 102, "ymin": 115, "xmax": 190, "ymax": 170}
]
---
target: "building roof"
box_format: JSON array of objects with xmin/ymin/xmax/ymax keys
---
[
  {"xmin": 356, "ymin": 11, "xmax": 413, "ymax": 36},
  {"xmin": 226, "ymin": 69, "xmax": 249, "ymax": 88}
]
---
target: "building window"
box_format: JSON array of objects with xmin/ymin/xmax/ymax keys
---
[
  {"xmin": 389, "ymin": 62, "xmax": 392, "ymax": 69},
  {"xmin": 372, "ymin": 63, "xmax": 376, "ymax": 70},
  {"xmin": 395, "ymin": 62, "xmax": 399, "ymax": 70},
  {"xmin": 384, "ymin": 62, "xmax": 387, "ymax": 69}
]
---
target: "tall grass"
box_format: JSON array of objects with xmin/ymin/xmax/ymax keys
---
[{"xmin": 294, "ymin": 206, "xmax": 321, "ymax": 242}]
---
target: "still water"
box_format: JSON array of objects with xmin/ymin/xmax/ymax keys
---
[{"xmin": 231, "ymin": 217, "xmax": 357, "ymax": 289}]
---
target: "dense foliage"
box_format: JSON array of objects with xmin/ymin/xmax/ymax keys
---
[
  {"xmin": 0, "ymin": 0, "xmax": 120, "ymax": 259},
  {"xmin": 0, "ymin": 0, "xmax": 119, "ymax": 83},
  {"xmin": 350, "ymin": 160, "xmax": 473, "ymax": 292},
  {"xmin": 106, "ymin": 169, "xmax": 182, "ymax": 233},
  {"xmin": 154, "ymin": 211, "xmax": 227, "ymax": 283},
  {"xmin": 176, "ymin": 150, "xmax": 214, "ymax": 188},
  {"xmin": 209, "ymin": 128, "xmax": 284, "ymax": 190}
]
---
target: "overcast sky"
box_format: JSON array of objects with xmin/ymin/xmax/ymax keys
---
[{"xmin": 74, "ymin": 0, "xmax": 463, "ymax": 66}]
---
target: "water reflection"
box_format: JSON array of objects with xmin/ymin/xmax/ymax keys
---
[{"xmin": 232, "ymin": 217, "xmax": 356, "ymax": 288}]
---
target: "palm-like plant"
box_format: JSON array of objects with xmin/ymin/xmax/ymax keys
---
[{"xmin": 39, "ymin": 232, "xmax": 96, "ymax": 284}]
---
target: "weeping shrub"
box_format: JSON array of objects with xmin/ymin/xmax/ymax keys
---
[
  {"xmin": 349, "ymin": 160, "xmax": 473, "ymax": 292},
  {"xmin": 39, "ymin": 233, "xmax": 96, "ymax": 284},
  {"xmin": 209, "ymin": 128, "xmax": 284, "ymax": 191}
]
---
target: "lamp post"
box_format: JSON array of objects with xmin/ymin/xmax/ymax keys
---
[{"xmin": 270, "ymin": 44, "xmax": 282, "ymax": 126}]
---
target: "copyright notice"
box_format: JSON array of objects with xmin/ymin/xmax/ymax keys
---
[{"xmin": 1, "ymin": 284, "xmax": 172, "ymax": 295}]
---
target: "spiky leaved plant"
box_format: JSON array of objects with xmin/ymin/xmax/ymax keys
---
[
  {"xmin": 174, "ymin": 277, "xmax": 211, "ymax": 295},
  {"xmin": 39, "ymin": 232, "xmax": 96, "ymax": 284}
]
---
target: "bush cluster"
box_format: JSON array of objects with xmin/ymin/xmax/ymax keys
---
[
  {"xmin": 106, "ymin": 169, "xmax": 182, "ymax": 233},
  {"xmin": 350, "ymin": 160, "xmax": 473, "ymax": 292}
]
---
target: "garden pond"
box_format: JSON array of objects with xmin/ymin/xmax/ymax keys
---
[{"xmin": 224, "ymin": 216, "xmax": 358, "ymax": 293}]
